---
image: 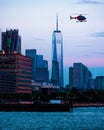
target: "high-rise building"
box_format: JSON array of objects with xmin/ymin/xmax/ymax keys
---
[
  {"xmin": 35, "ymin": 55, "xmax": 49, "ymax": 83},
  {"xmin": 51, "ymin": 14, "xmax": 63, "ymax": 88},
  {"xmin": 25, "ymin": 49, "xmax": 37, "ymax": 81},
  {"xmin": 0, "ymin": 53, "xmax": 32, "ymax": 93},
  {"xmin": 69, "ymin": 63, "xmax": 93, "ymax": 90},
  {"xmin": 95, "ymin": 76, "xmax": 104, "ymax": 90},
  {"xmin": 2, "ymin": 29, "xmax": 21, "ymax": 54},
  {"xmin": 25, "ymin": 50, "xmax": 49, "ymax": 83},
  {"xmin": 0, "ymin": 29, "xmax": 1, "ymax": 50},
  {"xmin": 69, "ymin": 67, "xmax": 73, "ymax": 89}
]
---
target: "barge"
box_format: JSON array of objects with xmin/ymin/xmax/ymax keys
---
[{"xmin": 0, "ymin": 103, "xmax": 71, "ymax": 112}]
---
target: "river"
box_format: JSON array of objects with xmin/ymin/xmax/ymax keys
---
[{"xmin": 0, "ymin": 107, "xmax": 104, "ymax": 130}]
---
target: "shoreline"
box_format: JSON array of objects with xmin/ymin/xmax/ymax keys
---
[{"xmin": 73, "ymin": 103, "xmax": 104, "ymax": 107}]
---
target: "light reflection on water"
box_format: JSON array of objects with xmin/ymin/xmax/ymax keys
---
[{"xmin": 0, "ymin": 107, "xmax": 104, "ymax": 130}]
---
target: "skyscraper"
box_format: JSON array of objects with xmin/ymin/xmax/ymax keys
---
[
  {"xmin": 35, "ymin": 55, "xmax": 49, "ymax": 83},
  {"xmin": 69, "ymin": 63, "xmax": 93, "ymax": 90},
  {"xmin": 51, "ymin": 14, "xmax": 63, "ymax": 88},
  {"xmin": 95, "ymin": 76, "xmax": 104, "ymax": 90},
  {"xmin": 25, "ymin": 49, "xmax": 49, "ymax": 83},
  {"xmin": 25, "ymin": 49, "xmax": 37, "ymax": 81},
  {"xmin": 0, "ymin": 29, "xmax": 1, "ymax": 50},
  {"xmin": 2, "ymin": 29, "xmax": 21, "ymax": 54}
]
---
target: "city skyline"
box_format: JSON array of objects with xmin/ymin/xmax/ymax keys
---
[{"xmin": 0, "ymin": 0, "xmax": 104, "ymax": 82}]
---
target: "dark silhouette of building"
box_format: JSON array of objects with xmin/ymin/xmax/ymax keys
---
[
  {"xmin": 25, "ymin": 49, "xmax": 37, "ymax": 81},
  {"xmin": 25, "ymin": 50, "xmax": 49, "ymax": 83},
  {"xmin": 95, "ymin": 76, "xmax": 104, "ymax": 90},
  {"xmin": 69, "ymin": 63, "xmax": 93, "ymax": 90},
  {"xmin": 35, "ymin": 55, "xmax": 49, "ymax": 83},
  {"xmin": 0, "ymin": 29, "xmax": 1, "ymax": 50},
  {"xmin": 0, "ymin": 53, "xmax": 32, "ymax": 93},
  {"xmin": 2, "ymin": 29, "xmax": 21, "ymax": 54}
]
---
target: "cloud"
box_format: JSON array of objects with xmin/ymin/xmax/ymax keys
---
[
  {"xmin": 93, "ymin": 51, "xmax": 104, "ymax": 55},
  {"xmin": 76, "ymin": 0, "xmax": 104, "ymax": 4},
  {"xmin": 76, "ymin": 45, "xmax": 90, "ymax": 47},
  {"xmin": 90, "ymin": 32, "xmax": 104, "ymax": 37},
  {"xmin": 33, "ymin": 37, "xmax": 47, "ymax": 41}
]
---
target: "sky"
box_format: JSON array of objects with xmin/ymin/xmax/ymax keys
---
[{"xmin": 0, "ymin": 0, "xmax": 104, "ymax": 85}]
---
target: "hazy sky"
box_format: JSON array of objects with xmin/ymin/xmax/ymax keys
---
[{"xmin": 0, "ymin": 0, "xmax": 104, "ymax": 81}]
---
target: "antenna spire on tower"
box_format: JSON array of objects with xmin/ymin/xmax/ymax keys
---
[{"xmin": 56, "ymin": 13, "xmax": 58, "ymax": 31}]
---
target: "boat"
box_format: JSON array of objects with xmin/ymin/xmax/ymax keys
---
[{"xmin": 0, "ymin": 103, "xmax": 71, "ymax": 112}]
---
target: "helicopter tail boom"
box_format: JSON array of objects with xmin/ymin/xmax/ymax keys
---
[{"xmin": 70, "ymin": 16, "xmax": 77, "ymax": 20}]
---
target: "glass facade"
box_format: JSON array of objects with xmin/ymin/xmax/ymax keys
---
[
  {"xmin": 36, "ymin": 55, "xmax": 48, "ymax": 69},
  {"xmin": 0, "ymin": 29, "xmax": 1, "ymax": 50},
  {"xmin": 51, "ymin": 17, "xmax": 63, "ymax": 88},
  {"xmin": 35, "ymin": 55, "xmax": 49, "ymax": 83},
  {"xmin": 25, "ymin": 49, "xmax": 49, "ymax": 83},
  {"xmin": 25, "ymin": 49, "xmax": 37, "ymax": 81},
  {"xmin": 95, "ymin": 76, "xmax": 104, "ymax": 90},
  {"xmin": 69, "ymin": 63, "xmax": 93, "ymax": 90}
]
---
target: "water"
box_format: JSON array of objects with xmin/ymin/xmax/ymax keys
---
[{"xmin": 0, "ymin": 107, "xmax": 104, "ymax": 130}]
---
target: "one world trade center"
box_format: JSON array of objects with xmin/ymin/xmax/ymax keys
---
[{"xmin": 51, "ymin": 14, "xmax": 63, "ymax": 88}]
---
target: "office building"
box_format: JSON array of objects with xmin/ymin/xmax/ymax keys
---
[
  {"xmin": 25, "ymin": 50, "xmax": 49, "ymax": 83},
  {"xmin": 69, "ymin": 63, "xmax": 92, "ymax": 90},
  {"xmin": 0, "ymin": 53, "xmax": 32, "ymax": 93},
  {"xmin": 69, "ymin": 67, "xmax": 73, "ymax": 89},
  {"xmin": 2, "ymin": 29, "xmax": 21, "ymax": 54},
  {"xmin": 51, "ymin": 14, "xmax": 63, "ymax": 88},
  {"xmin": 35, "ymin": 55, "xmax": 49, "ymax": 83},
  {"xmin": 25, "ymin": 49, "xmax": 37, "ymax": 81},
  {"xmin": 95, "ymin": 76, "xmax": 104, "ymax": 90},
  {"xmin": 0, "ymin": 29, "xmax": 1, "ymax": 50}
]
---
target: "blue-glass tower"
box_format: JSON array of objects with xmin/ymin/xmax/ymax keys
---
[
  {"xmin": 25, "ymin": 49, "xmax": 37, "ymax": 81},
  {"xmin": 51, "ymin": 14, "xmax": 63, "ymax": 88}
]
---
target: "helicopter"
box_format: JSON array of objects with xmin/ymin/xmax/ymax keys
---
[{"xmin": 70, "ymin": 14, "xmax": 87, "ymax": 22}]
